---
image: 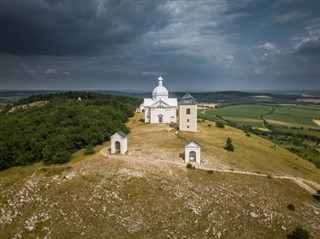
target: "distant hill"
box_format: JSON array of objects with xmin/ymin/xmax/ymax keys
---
[{"xmin": 2, "ymin": 90, "xmax": 320, "ymax": 106}]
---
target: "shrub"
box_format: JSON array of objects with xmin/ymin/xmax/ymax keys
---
[
  {"xmin": 186, "ymin": 163, "xmax": 193, "ymax": 169},
  {"xmin": 246, "ymin": 133, "xmax": 251, "ymax": 137},
  {"xmin": 224, "ymin": 137, "xmax": 234, "ymax": 152},
  {"xmin": 287, "ymin": 227, "xmax": 309, "ymax": 239},
  {"xmin": 313, "ymin": 190, "xmax": 320, "ymax": 202},
  {"xmin": 84, "ymin": 145, "xmax": 95, "ymax": 155},
  {"xmin": 207, "ymin": 124, "xmax": 212, "ymax": 127},
  {"xmin": 216, "ymin": 122, "xmax": 225, "ymax": 128},
  {"xmin": 287, "ymin": 203, "xmax": 295, "ymax": 211},
  {"xmin": 207, "ymin": 170, "xmax": 214, "ymax": 174}
]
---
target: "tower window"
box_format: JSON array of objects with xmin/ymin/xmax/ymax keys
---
[
  {"xmin": 186, "ymin": 108, "xmax": 191, "ymax": 114},
  {"xmin": 187, "ymin": 119, "xmax": 190, "ymax": 122},
  {"xmin": 187, "ymin": 125, "xmax": 189, "ymax": 128}
]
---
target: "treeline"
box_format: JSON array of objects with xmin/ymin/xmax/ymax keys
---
[{"xmin": 0, "ymin": 92, "xmax": 142, "ymax": 170}]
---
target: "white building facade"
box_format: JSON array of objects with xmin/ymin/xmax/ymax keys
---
[
  {"xmin": 143, "ymin": 77, "xmax": 178, "ymax": 124},
  {"xmin": 110, "ymin": 131, "xmax": 128, "ymax": 155},
  {"xmin": 185, "ymin": 140, "xmax": 201, "ymax": 164}
]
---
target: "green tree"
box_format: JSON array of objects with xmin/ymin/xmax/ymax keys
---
[
  {"xmin": 0, "ymin": 92, "xmax": 142, "ymax": 170},
  {"xmin": 216, "ymin": 122, "xmax": 225, "ymax": 128},
  {"xmin": 224, "ymin": 137, "xmax": 234, "ymax": 152}
]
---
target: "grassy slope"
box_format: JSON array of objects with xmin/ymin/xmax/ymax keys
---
[
  {"xmin": 0, "ymin": 113, "xmax": 319, "ymax": 239},
  {"xmin": 180, "ymin": 121, "xmax": 320, "ymax": 182}
]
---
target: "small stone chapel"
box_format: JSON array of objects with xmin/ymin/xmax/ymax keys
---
[{"xmin": 110, "ymin": 131, "xmax": 127, "ymax": 155}]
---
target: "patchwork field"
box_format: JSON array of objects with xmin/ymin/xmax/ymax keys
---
[
  {"xmin": 199, "ymin": 104, "xmax": 320, "ymax": 169},
  {"xmin": 265, "ymin": 106, "xmax": 320, "ymax": 129},
  {"xmin": 201, "ymin": 104, "xmax": 272, "ymax": 127}
]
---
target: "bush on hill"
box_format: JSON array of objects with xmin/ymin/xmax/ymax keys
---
[
  {"xmin": 0, "ymin": 92, "xmax": 142, "ymax": 170},
  {"xmin": 287, "ymin": 227, "xmax": 309, "ymax": 239},
  {"xmin": 287, "ymin": 203, "xmax": 295, "ymax": 211},
  {"xmin": 224, "ymin": 137, "xmax": 234, "ymax": 152},
  {"xmin": 216, "ymin": 122, "xmax": 225, "ymax": 128}
]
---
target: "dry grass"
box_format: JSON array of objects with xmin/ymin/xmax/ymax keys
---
[
  {"xmin": 1, "ymin": 113, "xmax": 319, "ymax": 239},
  {"xmin": 313, "ymin": 119, "xmax": 320, "ymax": 126}
]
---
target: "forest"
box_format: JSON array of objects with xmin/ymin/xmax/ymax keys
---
[{"xmin": 0, "ymin": 92, "xmax": 142, "ymax": 170}]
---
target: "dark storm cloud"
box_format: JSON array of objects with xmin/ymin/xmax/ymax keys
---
[
  {"xmin": 0, "ymin": 0, "xmax": 168, "ymax": 56},
  {"xmin": 1, "ymin": 0, "xmax": 320, "ymax": 91},
  {"xmin": 295, "ymin": 40, "xmax": 320, "ymax": 57}
]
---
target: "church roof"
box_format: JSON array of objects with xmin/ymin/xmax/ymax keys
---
[
  {"xmin": 152, "ymin": 77, "xmax": 169, "ymax": 98},
  {"xmin": 179, "ymin": 92, "xmax": 197, "ymax": 105},
  {"xmin": 143, "ymin": 98, "xmax": 177, "ymax": 107}
]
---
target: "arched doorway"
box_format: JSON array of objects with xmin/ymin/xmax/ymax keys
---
[
  {"xmin": 158, "ymin": 114, "xmax": 163, "ymax": 123},
  {"xmin": 189, "ymin": 151, "xmax": 196, "ymax": 161},
  {"xmin": 115, "ymin": 141, "xmax": 121, "ymax": 153}
]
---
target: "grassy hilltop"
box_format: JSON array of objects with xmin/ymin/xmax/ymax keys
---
[{"xmin": 0, "ymin": 112, "xmax": 319, "ymax": 239}]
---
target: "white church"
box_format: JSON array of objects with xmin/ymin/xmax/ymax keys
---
[{"xmin": 142, "ymin": 77, "xmax": 178, "ymax": 123}]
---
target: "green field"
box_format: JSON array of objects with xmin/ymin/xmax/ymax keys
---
[
  {"xmin": 201, "ymin": 105, "xmax": 272, "ymax": 127},
  {"xmin": 265, "ymin": 106, "xmax": 320, "ymax": 128},
  {"xmin": 200, "ymin": 104, "xmax": 320, "ymax": 168}
]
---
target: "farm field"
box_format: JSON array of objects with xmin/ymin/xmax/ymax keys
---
[
  {"xmin": 199, "ymin": 104, "xmax": 320, "ymax": 168},
  {"xmin": 201, "ymin": 104, "xmax": 272, "ymax": 127},
  {"xmin": 265, "ymin": 106, "xmax": 320, "ymax": 129}
]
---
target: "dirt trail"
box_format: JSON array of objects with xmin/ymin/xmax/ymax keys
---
[{"xmin": 100, "ymin": 147, "xmax": 320, "ymax": 195}]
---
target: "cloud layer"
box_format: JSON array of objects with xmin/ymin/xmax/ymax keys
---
[{"xmin": 1, "ymin": 0, "xmax": 319, "ymax": 91}]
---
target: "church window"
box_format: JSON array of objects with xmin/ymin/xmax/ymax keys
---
[{"xmin": 186, "ymin": 109, "xmax": 191, "ymax": 114}]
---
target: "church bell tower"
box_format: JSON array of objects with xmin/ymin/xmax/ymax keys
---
[{"xmin": 179, "ymin": 93, "xmax": 197, "ymax": 132}]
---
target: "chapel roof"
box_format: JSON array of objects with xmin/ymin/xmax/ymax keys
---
[
  {"xmin": 111, "ymin": 130, "xmax": 127, "ymax": 138},
  {"xmin": 185, "ymin": 140, "xmax": 201, "ymax": 147}
]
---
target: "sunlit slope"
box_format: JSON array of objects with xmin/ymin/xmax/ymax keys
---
[
  {"xmin": 0, "ymin": 153, "xmax": 319, "ymax": 239},
  {"xmin": 0, "ymin": 114, "xmax": 319, "ymax": 238},
  {"xmin": 179, "ymin": 121, "xmax": 320, "ymax": 182},
  {"xmin": 126, "ymin": 114, "xmax": 319, "ymax": 182}
]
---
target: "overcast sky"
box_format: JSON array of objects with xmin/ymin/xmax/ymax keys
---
[{"xmin": 1, "ymin": 0, "xmax": 319, "ymax": 92}]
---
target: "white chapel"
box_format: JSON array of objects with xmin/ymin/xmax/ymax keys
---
[{"xmin": 143, "ymin": 77, "xmax": 178, "ymax": 123}]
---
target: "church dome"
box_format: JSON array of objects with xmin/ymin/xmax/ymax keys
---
[{"xmin": 152, "ymin": 77, "xmax": 169, "ymax": 100}]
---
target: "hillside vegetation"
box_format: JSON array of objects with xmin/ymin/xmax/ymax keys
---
[
  {"xmin": 200, "ymin": 104, "xmax": 320, "ymax": 168},
  {"xmin": 0, "ymin": 113, "xmax": 319, "ymax": 238},
  {"xmin": 0, "ymin": 92, "xmax": 142, "ymax": 170}
]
